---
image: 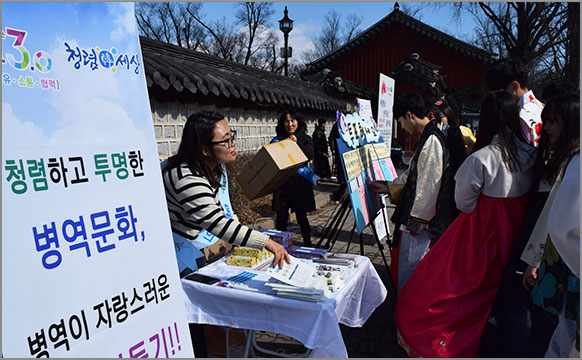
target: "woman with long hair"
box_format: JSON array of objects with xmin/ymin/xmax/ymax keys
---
[
  {"xmin": 272, "ymin": 109, "xmax": 316, "ymax": 246},
  {"xmin": 525, "ymin": 93, "xmax": 580, "ymax": 357},
  {"xmin": 163, "ymin": 111, "xmax": 289, "ymax": 268},
  {"xmin": 394, "ymin": 90, "xmax": 536, "ymax": 357},
  {"xmin": 435, "ymin": 98, "xmax": 459, "ymax": 126},
  {"xmin": 479, "ymin": 90, "xmax": 580, "ymax": 357}
]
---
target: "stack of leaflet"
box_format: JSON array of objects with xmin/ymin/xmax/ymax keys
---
[
  {"xmin": 286, "ymin": 246, "xmax": 327, "ymax": 259},
  {"xmin": 218, "ymin": 271, "xmax": 275, "ymax": 294},
  {"xmin": 258, "ymin": 228, "xmax": 294, "ymax": 248},
  {"xmin": 264, "ymin": 256, "xmax": 328, "ymax": 302}
]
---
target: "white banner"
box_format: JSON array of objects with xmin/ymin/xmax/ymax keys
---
[
  {"xmin": 357, "ymin": 97, "xmax": 374, "ymax": 125},
  {"xmin": 373, "ymin": 195, "xmax": 391, "ymax": 241},
  {"xmin": 2, "ymin": 3, "xmax": 194, "ymax": 357},
  {"xmin": 377, "ymin": 74, "xmax": 395, "ymax": 152}
]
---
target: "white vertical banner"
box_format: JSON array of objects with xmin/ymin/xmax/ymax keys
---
[
  {"xmin": 356, "ymin": 97, "xmax": 374, "ymax": 124},
  {"xmin": 377, "ymin": 73, "xmax": 395, "ymax": 152},
  {"xmin": 373, "ymin": 195, "xmax": 391, "ymax": 241},
  {"xmin": 2, "ymin": 3, "xmax": 194, "ymax": 358}
]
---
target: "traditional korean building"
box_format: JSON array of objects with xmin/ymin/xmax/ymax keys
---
[
  {"xmin": 302, "ymin": 3, "xmax": 497, "ymax": 154},
  {"xmin": 140, "ymin": 36, "xmax": 374, "ymax": 163}
]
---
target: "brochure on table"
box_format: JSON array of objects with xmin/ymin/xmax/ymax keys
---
[
  {"xmin": 2, "ymin": 3, "xmax": 193, "ymax": 357},
  {"xmin": 266, "ymin": 256, "xmax": 321, "ymax": 288}
]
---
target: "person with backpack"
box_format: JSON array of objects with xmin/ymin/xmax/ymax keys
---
[{"xmin": 394, "ymin": 90, "xmax": 536, "ymax": 357}]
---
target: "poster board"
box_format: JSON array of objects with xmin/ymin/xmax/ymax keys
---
[
  {"xmin": 2, "ymin": 3, "xmax": 194, "ymax": 357},
  {"xmin": 336, "ymin": 111, "xmax": 398, "ymax": 234},
  {"xmin": 377, "ymin": 74, "xmax": 395, "ymax": 152}
]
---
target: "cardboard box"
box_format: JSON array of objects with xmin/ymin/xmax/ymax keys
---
[
  {"xmin": 203, "ymin": 239, "xmax": 233, "ymax": 264},
  {"xmin": 236, "ymin": 139, "xmax": 308, "ymax": 200}
]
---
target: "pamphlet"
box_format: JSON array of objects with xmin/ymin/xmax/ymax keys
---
[{"xmin": 266, "ymin": 256, "xmax": 318, "ymax": 288}]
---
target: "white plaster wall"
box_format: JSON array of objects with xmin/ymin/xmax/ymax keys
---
[{"xmin": 150, "ymin": 99, "xmax": 332, "ymax": 161}]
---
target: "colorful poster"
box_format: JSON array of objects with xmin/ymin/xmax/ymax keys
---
[
  {"xmin": 336, "ymin": 111, "xmax": 397, "ymax": 233},
  {"xmin": 2, "ymin": 3, "xmax": 194, "ymax": 357},
  {"xmin": 377, "ymin": 73, "xmax": 395, "ymax": 152}
]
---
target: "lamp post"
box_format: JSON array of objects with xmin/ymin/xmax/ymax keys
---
[{"xmin": 278, "ymin": 6, "xmax": 294, "ymax": 76}]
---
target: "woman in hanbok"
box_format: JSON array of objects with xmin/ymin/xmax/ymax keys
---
[
  {"xmin": 394, "ymin": 90, "xmax": 536, "ymax": 357},
  {"xmin": 479, "ymin": 90, "xmax": 580, "ymax": 357},
  {"xmin": 526, "ymin": 93, "xmax": 580, "ymax": 357}
]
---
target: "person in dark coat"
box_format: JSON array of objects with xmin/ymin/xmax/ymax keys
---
[
  {"xmin": 272, "ymin": 110, "xmax": 316, "ymax": 246},
  {"xmin": 328, "ymin": 120, "xmax": 346, "ymax": 201},
  {"xmin": 312, "ymin": 118, "xmax": 331, "ymax": 179}
]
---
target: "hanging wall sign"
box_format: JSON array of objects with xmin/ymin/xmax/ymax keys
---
[
  {"xmin": 2, "ymin": 3, "xmax": 194, "ymax": 357},
  {"xmin": 336, "ymin": 109, "xmax": 397, "ymax": 234}
]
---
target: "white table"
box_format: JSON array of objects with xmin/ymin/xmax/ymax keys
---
[{"xmin": 181, "ymin": 255, "xmax": 387, "ymax": 358}]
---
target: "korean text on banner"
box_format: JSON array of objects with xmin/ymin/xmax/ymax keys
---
[
  {"xmin": 1, "ymin": 3, "xmax": 194, "ymax": 357},
  {"xmin": 377, "ymin": 74, "xmax": 395, "ymax": 152}
]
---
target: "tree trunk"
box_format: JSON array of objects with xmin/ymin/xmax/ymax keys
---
[{"xmin": 565, "ymin": 2, "xmax": 580, "ymax": 88}]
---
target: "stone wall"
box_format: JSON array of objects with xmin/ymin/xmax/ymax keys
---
[{"xmin": 151, "ymin": 99, "xmax": 333, "ymax": 162}]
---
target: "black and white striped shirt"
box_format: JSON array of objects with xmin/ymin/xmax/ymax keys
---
[{"xmin": 163, "ymin": 163, "xmax": 268, "ymax": 249}]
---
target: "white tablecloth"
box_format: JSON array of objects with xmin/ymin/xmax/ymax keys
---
[{"xmin": 181, "ymin": 255, "xmax": 387, "ymax": 358}]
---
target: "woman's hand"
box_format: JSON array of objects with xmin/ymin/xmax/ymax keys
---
[
  {"xmin": 522, "ymin": 265, "xmax": 538, "ymax": 290},
  {"xmin": 265, "ymin": 239, "xmax": 290, "ymax": 269},
  {"xmin": 288, "ymin": 134, "xmax": 297, "ymax": 142}
]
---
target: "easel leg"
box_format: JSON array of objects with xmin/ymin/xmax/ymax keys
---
[
  {"xmin": 316, "ymin": 196, "xmax": 349, "ymax": 249},
  {"xmin": 370, "ymin": 222, "xmax": 397, "ymax": 296},
  {"xmin": 328, "ymin": 208, "xmax": 350, "ymax": 252},
  {"xmin": 318, "ymin": 196, "xmax": 351, "ymax": 250},
  {"xmin": 344, "ymin": 224, "xmax": 356, "ymax": 253}
]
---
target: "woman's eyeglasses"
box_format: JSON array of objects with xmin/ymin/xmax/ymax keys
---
[{"xmin": 211, "ymin": 130, "xmax": 237, "ymax": 148}]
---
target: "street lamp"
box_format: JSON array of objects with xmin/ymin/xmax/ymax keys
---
[{"xmin": 279, "ymin": 6, "xmax": 293, "ymax": 76}]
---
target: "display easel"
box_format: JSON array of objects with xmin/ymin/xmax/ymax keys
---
[
  {"xmin": 314, "ymin": 191, "xmax": 396, "ymax": 357},
  {"xmin": 315, "ymin": 192, "xmax": 396, "ymax": 294}
]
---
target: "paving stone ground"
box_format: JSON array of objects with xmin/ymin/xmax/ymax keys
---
[{"xmin": 252, "ymin": 179, "xmax": 408, "ymax": 358}]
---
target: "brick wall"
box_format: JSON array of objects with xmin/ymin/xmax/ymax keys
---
[{"xmin": 150, "ymin": 99, "xmax": 332, "ymax": 162}]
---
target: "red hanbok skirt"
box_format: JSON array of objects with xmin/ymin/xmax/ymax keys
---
[{"xmin": 394, "ymin": 193, "xmax": 530, "ymax": 357}]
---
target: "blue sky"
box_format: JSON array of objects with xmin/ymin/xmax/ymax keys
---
[
  {"xmin": 2, "ymin": 2, "xmax": 151, "ymax": 148},
  {"xmin": 200, "ymin": 2, "xmax": 477, "ymax": 63}
]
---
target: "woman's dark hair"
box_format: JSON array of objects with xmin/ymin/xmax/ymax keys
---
[
  {"xmin": 541, "ymin": 81, "xmax": 578, "ymax": 103},
  {"xmin": 276, "ymin": 109, "xmax": 305, "ymax": 139},
  {"xmin": 436, "ymin": 99, "xmax": 459, "ymax": 126},
  {"xmin": 474, "ymin": 90, "xmax": 529, "ymax": 171},
  {"xmin": 425, "ymin": 100, "xmax": 442, "ymax": 123},
  {"xmin": 533, "ymin": 93, "xmax": 580, "ymax": 186},
  {"xmin": 164, "ymin": 111, "xmax": 225, "ymax": 188}
]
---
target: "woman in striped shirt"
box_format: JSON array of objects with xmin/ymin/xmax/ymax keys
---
[{"xmin": 163, "ymin": 111, "xmax": 290, "ymax": 268}]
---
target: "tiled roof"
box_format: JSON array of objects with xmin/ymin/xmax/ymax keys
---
[
  {"xmin": 139, "ymin": 36, "xmax": 352, "ymax": 112},
  {"xmin": 301, "ymin": 68, "xmax": 377, "ymax": 100},
  {"xmin": 389, "ymin": 52, "xmax": 446, "ymax": 96},
  {"xmin": 305, "ymin": 6, "xmax": 497, "ymax": 73}
]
